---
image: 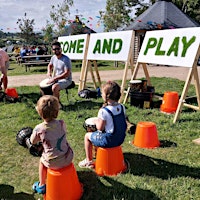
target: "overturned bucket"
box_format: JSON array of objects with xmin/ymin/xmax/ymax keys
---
[
  {"xmin": 132, "ymin": 121, "xmax": 160, "ymax": 148},
  {"xmin": 160, "ymin": 91, "xmax": 179, "ymax": 114}
]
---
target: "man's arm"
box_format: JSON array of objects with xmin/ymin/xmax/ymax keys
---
[
  {"xmin": 47, "ymin": 63, "xmax": 53, "ymax": 78},
  {"xmin": 53, "ymin": 68, "xmax": 70, "ymax": 82}
]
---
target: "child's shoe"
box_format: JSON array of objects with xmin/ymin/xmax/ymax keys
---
[
  {"xmin": 32, "ymin": 181, "xmax": 46, "ymax": 194},
  {"xmin": 78, "ymin": 158, "xmax": 94, "ymax": 169}
]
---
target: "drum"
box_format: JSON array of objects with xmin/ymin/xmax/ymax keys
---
[
  {"xmin": 39, "ymin": 78, "xmax": 54, "ymax": 95},
  {"xmin": 83, "ymin": 117, "xmax": 98, "ymax": 132},
  {"xmin": 129, "ymin": 80, "xmax": 142, "ymax": 92}
]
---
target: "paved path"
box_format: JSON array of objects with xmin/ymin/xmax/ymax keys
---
[{"xmin": 8, "ymin": 65, "xmax": 195, "ymax": 87}]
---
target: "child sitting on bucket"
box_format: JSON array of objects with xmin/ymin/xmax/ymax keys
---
[
  {"xmin": 31, "ymin": 95, "xmax": 73, "ymax": 194},
  {"xmin": 78, "ymin": 81, "xmax": 127, "ymax": 168}
]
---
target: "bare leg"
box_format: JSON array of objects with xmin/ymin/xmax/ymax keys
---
[
  {"xmin": 52, "ymin": 83, "xmax": 60, "ymax": 101},
  {"xmin": 0, "ymin": 75, "xmax": 3, "ymax": 90},
  {"xmin": 84, "ymin": 132, "xmax": 93, "ymax": 161},
  {"xmin": 39, "ymin": 161, "xmax": 47, "ymax": 186},
  {"xmin": 2, "ymin": 75, "xmax": 8, "ymax": 91}
]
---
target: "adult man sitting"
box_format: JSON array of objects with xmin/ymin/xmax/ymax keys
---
[{"xmin": 46, "ymin": 41, "xmax": 72, "ymax": 106}]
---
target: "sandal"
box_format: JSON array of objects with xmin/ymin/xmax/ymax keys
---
[
  {"xmin": 78, "ymin": 158, "xmax": 94, "ymax": 169},
  {"xmin": 32, "ymin": 181, "xmax": 46, "ymax": 194}
]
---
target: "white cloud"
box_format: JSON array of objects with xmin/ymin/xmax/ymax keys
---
[{"xmin": 0, "ymin": 0, "xmax": 106, "ymax": 33}]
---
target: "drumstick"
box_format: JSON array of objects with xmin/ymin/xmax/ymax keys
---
[{"xmin": 52, "ymin": 67, "xmax": 55, "ymax": 78}]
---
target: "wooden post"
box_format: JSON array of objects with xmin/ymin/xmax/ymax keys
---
[
  {"xmin": 88, "ymin": 61, "xmax": 97, "ymax": 89},
  {"xmin": 119, "ymin": 31, "xmax": 135, "ymax": 103},
  {"xmin": 93, "ymin": 60, "xmax": 101, "ymax": 87},
  {"xmin": 173, "ymin": 46, "xmax": 200, "ymax": 123},
  {"xmin": 78, "ymin": 34, "xmax": 90, "ymax": 91}
]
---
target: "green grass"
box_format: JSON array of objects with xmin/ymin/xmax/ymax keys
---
[
  {"xmin": 8, "ymin": 59, "xmax": 124, "ymax": 76},
  {"xmin": 0, "ymin": 77, "xmax": 200, "ymax": 200}
]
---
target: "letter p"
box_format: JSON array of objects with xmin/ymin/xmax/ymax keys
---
[{"xmin": 144, "ymin": 38, "xmax": 157, "ymax": 55}]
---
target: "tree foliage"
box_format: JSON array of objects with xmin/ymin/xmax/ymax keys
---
[
  {"xmin": 102, "ymin": 0, "xmax": 133, "ymax": 32},
  {"xmin": 49, "ymin": 0, "xmax": 73, "ymax": 36},
  {"xmin": 16, "ymin": 13, "xmax": 35, "ymax": 44},
  {"xmin": 42, "ymin": 20, "xmax": 54, "ymax": 43},
  {"xmin": 102, "ymin": 0, "xmax": 199, "ymax": 32},
  {"xmin": 172, "ymin": 0, "xmax": 200, "ymax": 24}
]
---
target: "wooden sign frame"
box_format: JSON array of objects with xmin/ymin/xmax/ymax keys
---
[
  {"xmin": 122, "ymin": 27, "xmax": 200, "ymax": 123},
  {"xmin": 79, "ymin": 31, "xmax": 135, "ymax": 92}
]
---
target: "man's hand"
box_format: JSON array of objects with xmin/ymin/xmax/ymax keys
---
[{"xmin": 47, "ymin": 78, "xmax": 55, "ymax": 85}]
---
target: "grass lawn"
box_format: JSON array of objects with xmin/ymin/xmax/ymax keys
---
[
  {"xmin": 0, "ymin": 62, "xmax": 200, "ymax": 199},
  {"xmin": 8, "ymin": 59, "xmax": 124, "ymax": 76}
]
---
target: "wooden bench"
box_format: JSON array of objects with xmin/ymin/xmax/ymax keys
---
[{"xmin": 21, "ymin": 55, "xmax": 52, "ymax": 71}]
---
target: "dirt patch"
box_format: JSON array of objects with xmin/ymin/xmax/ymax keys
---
[{"xmin": 8, "ymin": 65, "xmax": 197, "ymax": 88}]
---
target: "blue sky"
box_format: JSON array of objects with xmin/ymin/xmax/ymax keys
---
[{"xmin": 0, "ymin": 0, "xmax": 107, "ymax": 33}]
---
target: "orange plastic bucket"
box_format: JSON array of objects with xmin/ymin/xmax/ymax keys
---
[
  {"xmin": 95, "ymin": 146, "xmax": 127, "ymax": 176},
  {"xmin": 160, "ymin": 91, "xmax": 179, "ymax": 113},
  {"xmin": 5, "ymin": 88, "xmax": 18, "ymax": 98},
  {"xmin": 133, "ymin": 121, "xmax": 160, "ymax": 148},
  {"xmin": 44, "ymin": 163, "xmax": 83, "ymax": 200}
]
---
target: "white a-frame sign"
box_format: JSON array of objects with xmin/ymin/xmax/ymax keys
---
[
  {"xmin": 58, "ymin": 34, "xmax": 90, "ymax": 91},
  {"xmin": 84, "ymin": 30, "xmax": 135, "ymax": 91},
  {"xmin": 123, "ymin": 27, "xmax": 200, "ymax": 123}
]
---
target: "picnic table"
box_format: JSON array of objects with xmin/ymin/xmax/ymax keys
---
[{"xmin": 21, "ymin": 55, "xmax": 52, "ymax": 71}]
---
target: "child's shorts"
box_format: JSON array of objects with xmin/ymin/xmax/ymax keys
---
[{"xmin": 90, "ymin": 130, "xmax": 113, "ymax": 147}]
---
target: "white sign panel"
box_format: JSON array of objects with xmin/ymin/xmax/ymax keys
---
[
  {"xmin": 138, "ymin": 27, "xmax": 200, "ymax": 67},
  {"xmin": 87, "ymin": 31, "xmax": 133, "ymax": 61},
  {"xmin": 58, "ymin": 34, "xmax": 88, "ymax": 60}
]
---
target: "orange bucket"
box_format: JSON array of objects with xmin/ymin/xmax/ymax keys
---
[
  {"xmin": 160, "ymin": 91, "xmax": 179, "ymax": 113},
  {"xmin": 44, "ymin": 163, "xmax": 83, "ymax": 200},
  {"xmin": 133, "ymin": 121, "xmax": 160, "ymax": 148},
  {"xmin": 5, "ymin": 88, "xmax": 18, "ymax": 98},
  {"xmin": 95, "ymin": 146, "xmax": 127, "ymax": 176}
]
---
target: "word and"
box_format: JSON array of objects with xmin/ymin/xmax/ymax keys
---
[{"xmin": 93, "ymin": 39, "xmax": 123, "ymax": 54}]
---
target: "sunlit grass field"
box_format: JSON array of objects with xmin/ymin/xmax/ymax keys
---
[{"xmin": 0, "ymin": 61, "xmax": 200, "ymax": 199}]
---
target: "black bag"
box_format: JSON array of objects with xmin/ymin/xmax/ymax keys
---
[
  {"xmin": 78, "ymin": 89, "xmax": 97, "ymax": 99},
  {"xmin": 0, "ymin": 91, "xmax": 5, "ymax": 102},
  {"xmin": 0, "ymin": 91, "xmax": 19, "ymax": 103}
]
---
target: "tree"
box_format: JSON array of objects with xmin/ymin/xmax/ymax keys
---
[
  {"xmin": 172, "ymin": 0, "xmax": 200, "ymax": 24},
  {"xmin": 42, "ymin": 20, "xmax": 54, "ymax": 43},
  {"xmin": 102, "ymin": 0, "xmax": 133, "ymax": 32},
  {"xmin": 102, "ymin": 0, "xmax": 152, "ymax": 32},
  {"xmin": 49, "ymin": 0, "xmax": 73, "ymax": 36},
  {"xmin": 16, "ymin": 13, "xmax": 35, "ymax": 44}
]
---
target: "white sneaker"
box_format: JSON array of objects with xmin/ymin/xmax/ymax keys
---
[{"xmin": 78, "ymin": 158, "xmax": 94, "ymax": 169}]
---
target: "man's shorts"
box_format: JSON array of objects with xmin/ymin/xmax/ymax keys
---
[{"xmin": 57, "ymin": 79, "xmax": 72, "ymax": 90}]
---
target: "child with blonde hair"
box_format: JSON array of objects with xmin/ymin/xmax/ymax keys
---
[
  {"xmin": 79, "ymin": 81, "xmax": 127, "ymax": 168},
  {"xmin": 31, "ymin": 95, "xmax": 73, "ymax": 194}
]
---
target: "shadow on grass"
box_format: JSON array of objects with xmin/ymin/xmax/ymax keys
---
[
  {"xmin": 61, "ymin": 99, "xmax": 102, "ymax": 112},
  {"xmin": 78, "ymin": 171, "xmax": 160, "ymax": 200},
  {"xmin": 124, "ymin": 152, "xmax": 200, "ymax": 180},
  {"xmin": 0, "ymin": 184, "xmax": 35, "ymax": 200},
  {"xmin": 19, "ymin": 92, "xmax": 41, "ymax": 109},
  {"xmin": 160, "ymin": 140, "xmax": 177, "ymax": 148}
]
